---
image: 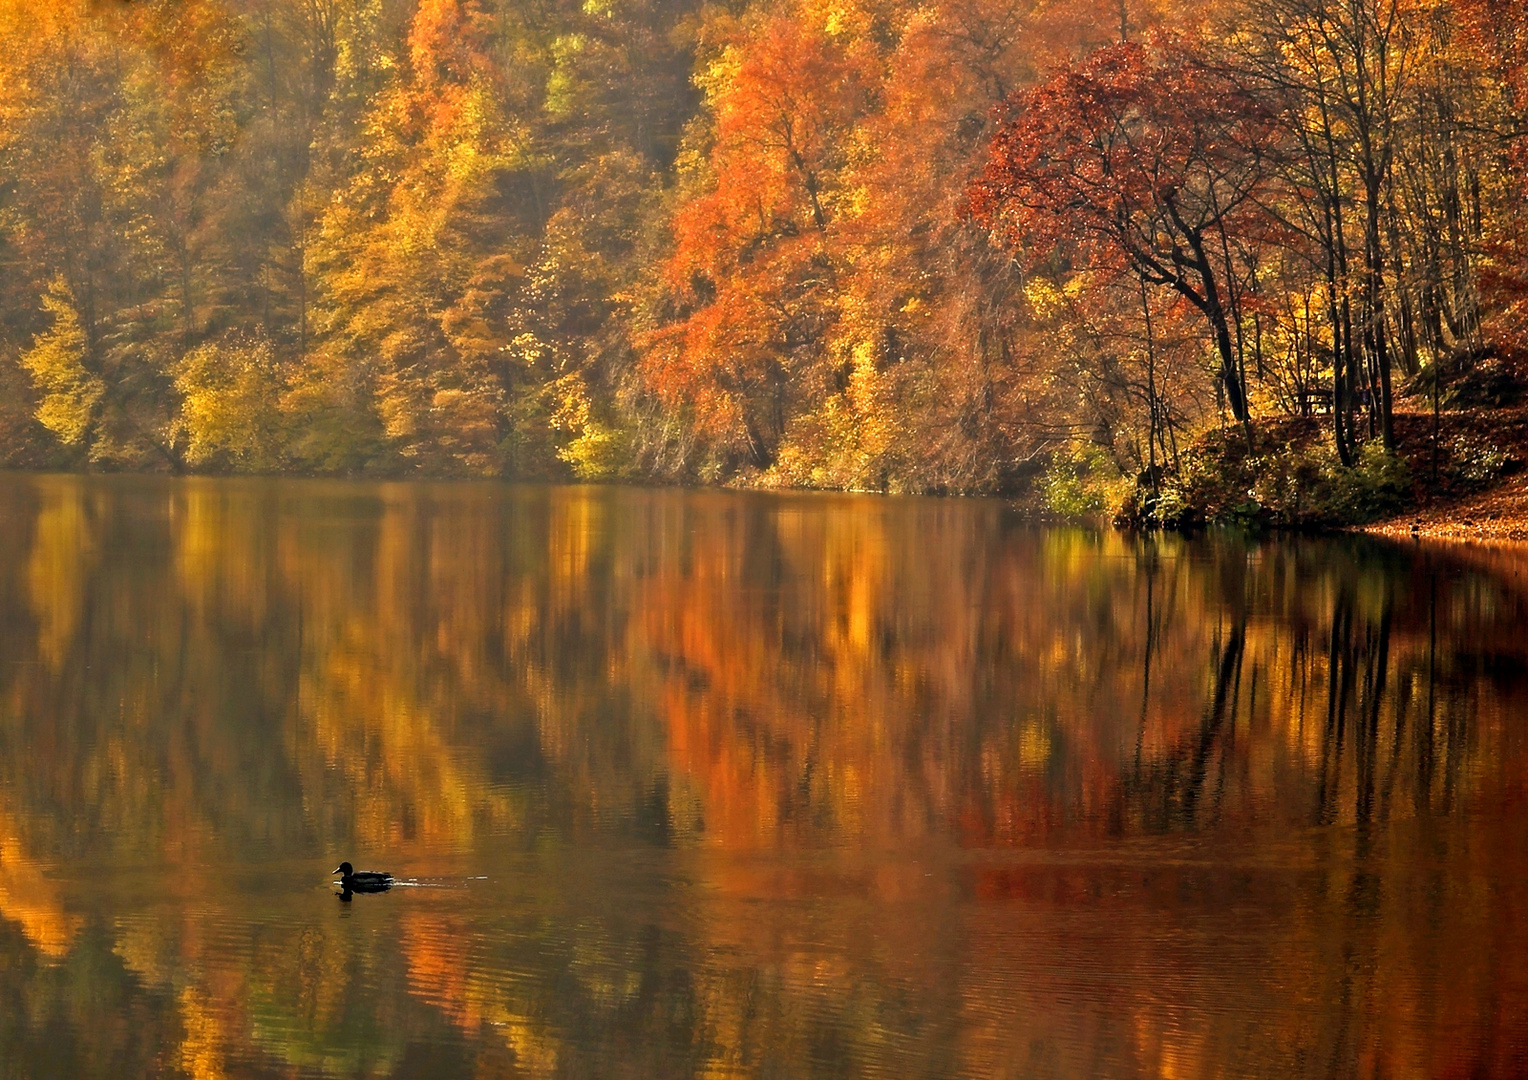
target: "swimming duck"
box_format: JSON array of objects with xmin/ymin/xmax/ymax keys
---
[{"xmin": 333, "ymin": 862, "xmax": 393, "ymax": 892}]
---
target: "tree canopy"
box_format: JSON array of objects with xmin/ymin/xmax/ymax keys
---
[{"xmin": 0, "ymin": 0, "xmax": 1525, "ymax": 503}]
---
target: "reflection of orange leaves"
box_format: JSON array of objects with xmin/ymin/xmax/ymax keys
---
[
  {"xmin": 662, "ymin": 684, "xmax": 780, "ymax": 847},
  {"xmin": 0, "ymin": 827, "xmax": 80, "ymax": 960},
  {"xmin": 402, "ymin": 912, "xmax": 478, "ymax": 1030},
  {"xmin": 177, "ymin": 985, "xmax": 229, "ymax": 1080},
  {"xmin": 636, "ymin": 515, "xmax": 1528, "ymax": 867},
  {"xmin": 1, "ymin": 479, "xmax": 1528, "ymax": 1073},
  {"xmin": 399, "ymin": 911, "xmax": 562, "ymax": 1075}
]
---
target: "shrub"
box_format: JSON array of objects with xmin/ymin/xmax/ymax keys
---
[
  {"xmin": 1447, "ymin": 432, "xmax": 1510, "ymax": 491},
  {"xmin": 550, "ymin": 372, "xmax": 634, "ymax": 481},
  {"xmin": 559, "ymin": 420, "xmax": 633, "ymax": 480},
  {"xmin": 1123, "ymin": 428, "xmax": 1410, "ymax": 529},
  {"xmin": 1338, "ymin": 442, "xmax": 1412, "ymax": 520},
  {"xmin": 1041, "ymin": 442, "xmax": 1128, "ymax": 518}
]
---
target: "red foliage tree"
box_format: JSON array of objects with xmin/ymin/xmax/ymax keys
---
[{"xmin": 968, "ymin": 36, "xmax": 1281, "ymax": 424}]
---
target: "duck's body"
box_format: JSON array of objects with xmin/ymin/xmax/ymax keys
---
[{"xmin": 333, "ymin": 862, "xmax": 393, "ymax": 892}]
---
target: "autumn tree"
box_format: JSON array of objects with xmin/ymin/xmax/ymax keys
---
[
  {"xmin": 969, "ymin": 35, "xmax": 1280, "ymax": 429},
  {"xmin": 1230, "ymin": 0, "xmax": 1413, "ymax": 457},
  {"xmin": 0, "ymin": 1, "xmax": 184, "ymax": 466},
  {"xmin": 19, "ymin": 278, "xmax": 104, "ymax": 449},
  {"xmin": 1450, "ymin": 0, "xmax": 1528, "ymax": 354},
  {"xmin": 1, "ymin": 0, "xmax": 1526, "ymax": 501},
  {"xmin": 638, "ymin": 6, "xmax": 874, "ymax": 474}
]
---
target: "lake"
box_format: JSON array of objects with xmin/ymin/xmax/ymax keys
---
[{"xmin": 0, "ymin": 474, "xmax": 1524, "ymax": 1078}]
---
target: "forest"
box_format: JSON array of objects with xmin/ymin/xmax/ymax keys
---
[{"xmin": 1, "ymin": 0, "xmax": 1526, "ymax": 521}]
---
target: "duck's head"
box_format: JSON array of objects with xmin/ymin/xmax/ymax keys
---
[{"xmin": 334, "ymin": 862, "xmax": 354, "ymax": 876}]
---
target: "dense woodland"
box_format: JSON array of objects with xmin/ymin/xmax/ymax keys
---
[{"xmin": 2, "ymin": 0, "xmax": 1527, "ymax": 508}]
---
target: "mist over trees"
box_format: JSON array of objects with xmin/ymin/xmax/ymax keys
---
[{"xmin": 1, "ymin": 0, "xmax": 1525, "ymax": 495}]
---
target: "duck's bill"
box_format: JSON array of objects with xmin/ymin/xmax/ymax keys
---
[{"xmin": 332, "ymin": 866, "xmax": 344, "ymax": 874}]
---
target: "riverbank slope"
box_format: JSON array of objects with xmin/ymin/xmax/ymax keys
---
[
  {"xmin": 1362, "ymin": 406, "xmax": 1528, "ymax": 543},
  {"xmin": 1109, "ymin": 402, "xmax": 1528, "ymax": 540}
]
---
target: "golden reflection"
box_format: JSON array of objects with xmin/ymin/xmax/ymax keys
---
[
  {"xmin": 178, "ymin": 984, "xmax": 229, "ymax": 1080},
  {"xmin": 0, "ymin": 813, "xmax": 79, "ymax": 959},
  {"xmin": 26, "ymin": 479, "xmax": 97, "ymax": 672},
  {"xmin": 400, "ymin": 910, "xmax": 563, "ymax": 1077},
  {"xmin": 0, "ymin": 477, "xmax": 1524, "ymax": 1077}
]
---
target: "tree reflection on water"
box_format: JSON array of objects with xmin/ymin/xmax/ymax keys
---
[{"xmin": 0, "ymin": 476, "xmax": 1523, "ymax": 1078}]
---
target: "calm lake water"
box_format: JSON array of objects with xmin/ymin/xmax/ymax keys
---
[{"xmin": 0, "ymin": 475, "xmax": 1525, "ymax": 1079}]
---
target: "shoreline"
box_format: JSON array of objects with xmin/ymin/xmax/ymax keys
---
[
  {"xmin": 7, "ymin": 453, "xmax": 1528, "ymax": 547},
  {"xmin": 1363, "ymin": 470, "xmax": 1528, "ymax": 544}
]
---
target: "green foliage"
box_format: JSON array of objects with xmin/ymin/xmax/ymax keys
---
[
  {"xmin": 550, "ymin": 372, "xmax": 633, "ymax": 480},
  {"xmin": 1343, "ymin": 443, "xmax": 1414, "ymax": 520},
  {"xmin": 1447, "ymin": 432, "xmax": 1510, "ymax": 491},
  {"xmin": 1253, "ymin": 441, "xmax": 1409, "ymax": 525},
  {"xmin": 1407, "ymin": 349, "xmax": 1528, "ymax": 410},
  {"xmin": 1125, "ymin": 427, "xmax": 1412, "ymax": 529},
  {"xmin": 558, "ymin": 421, "xmax": 632, "ymax": 480},
  {"xmin": 1041, "ymin": 443, "xmax": 1127, "ymax": 519}
]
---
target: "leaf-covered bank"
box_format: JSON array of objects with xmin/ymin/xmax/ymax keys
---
[{"xmin": 1102, "ymin": 399, "xmax": 1528, "ymax": 535}]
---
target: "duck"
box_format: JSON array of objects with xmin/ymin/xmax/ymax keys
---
[{"xmin": 333, "ymin": 862, "xmax": 394, "ymax": 892}]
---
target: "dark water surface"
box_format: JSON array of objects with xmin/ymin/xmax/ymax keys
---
[{"xmin": 0, "ymin": 475, "xmax": 1525, "ymax": 1079}]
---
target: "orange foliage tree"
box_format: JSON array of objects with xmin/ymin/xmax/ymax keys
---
[{"xmin": 640, "ymin": 8, "xmax": 874, "ymax": 471}]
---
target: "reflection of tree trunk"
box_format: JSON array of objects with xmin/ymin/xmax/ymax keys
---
[
  {"xmin": 1139, "ymin": 548, "xmax": 1157, "ymax": 735},
  {"xmin": 1318, "ymin": 590, "xmax": 1354, "ymax": 825},
  {"xmin": 1419, "ymin": 564, "xmax": 1436, "ymax": 812},
  {"xmin": 1122, "ymin": 607, "xmax": 1245, "ymax": 829},
  {"xmin": 1354, "ymin": 599, "xmax": 1391, "ymax": 824},
  {"xmin": 1327, "ymin": 821, "xmax": 1381, "ymax": 1078},
  {"xmin": 1182, "ymin": 620, "xmax": 1244, "ymax": 820},
  {"xmin": 1316, "ymin": 582, "xmax": 1394, "ymax": 825},
  {"xmin": 1123, "ymin": 545, "xmax": 1161, "ymax": 833}
]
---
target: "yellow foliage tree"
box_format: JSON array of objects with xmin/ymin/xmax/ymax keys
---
[
  {"xmin": 19, "ymin": 278, "xmax": 103, "ymax": 448},
  {"xmin": 174, "ymin": 336, "xmax": 287, "ymax": 470}
]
